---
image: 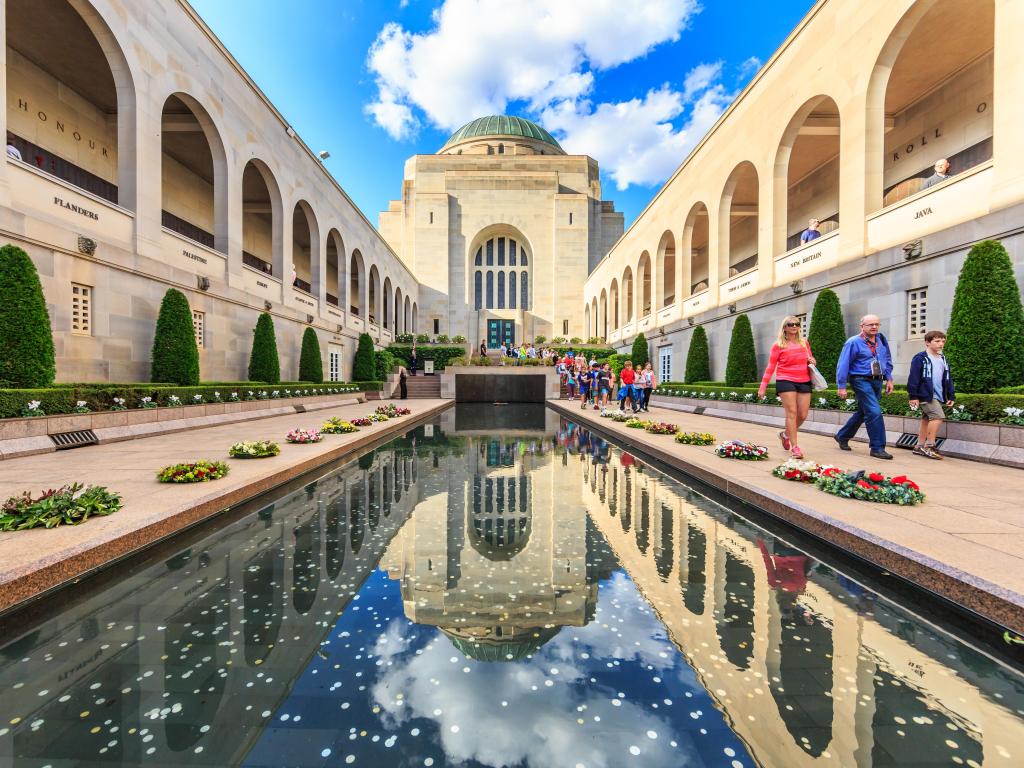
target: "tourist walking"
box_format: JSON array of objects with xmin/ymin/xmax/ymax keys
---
[
  {"xmin": 637, "ymin": 362, "xmax": 656, "ymax": 412},
  {"xmin": 398, "ymin": 364, "xmax": 408, "ymax": 399},
  {"xmin": 835, "ymin": 314, "xmax": 895, "ymax": 459},
  {"xmin": 598, "ymin": 363, "xmax": 613, "ymax": 412},
  {"xmin": 409, "ymin": 346, "xmax": 418, "ymax": 376},
  {"xmin": 618, "ymin": 361, "xmax": 638, "ymax": 413},
  {"xmin": 566, "ymin": 367, "xmax": 577, "ymax": 400},
  {"xmin": 906, "ymin": 329, "xmax": 955, "ymax": 459},
  {"xmin": 479, "ymin": 339, "xmax": 487, "ymax": 356},
  {"xmin": 758, "ymin": 315, "xmax": 817, "ymax": 459}
]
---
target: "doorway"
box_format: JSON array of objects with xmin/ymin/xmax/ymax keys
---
[{"xmin": 487, "ymin": 319, "xmax": 515, "ymax": 348}]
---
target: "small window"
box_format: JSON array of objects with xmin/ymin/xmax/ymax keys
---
[
  {"xmin": 907, "ymin": 287, "xmax": 928, "ymax": 339},
  {"xmin": 429, "ymin": 211, "xmax": 434, "ymax": 224},
  {"xmin": 498, "ymin": 143, "xmax": 504, "ymax": 154},
  {"xmin": 433, "ymin": 318, "xmax": 440, "ymax": 335},
  {"xmin": 71, "ymin": 283, "xmax": 92, "ymax": 336},
  {"xmin": 563, "ymin": 320, "xmax": 569, "ymax": 335},
  {"xmin": 192, "ymin": 310, "xmax": 205, "ymax": 349},
  {"xmin": 795, "ymin": 313, "xmax": 808, "ymax": 339},
  {"xmin": 569, "ymin": 212, "xmax": 573, "ymax": 225}
]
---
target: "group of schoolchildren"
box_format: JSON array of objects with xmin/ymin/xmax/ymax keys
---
[{"xmin": 558, "ymin": 355, "xmax": 657, "ymax": 414}]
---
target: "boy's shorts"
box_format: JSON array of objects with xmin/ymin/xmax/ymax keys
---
[{"xmin": 920, "ymin": 400, "xmax": 945, "ymax": 420}]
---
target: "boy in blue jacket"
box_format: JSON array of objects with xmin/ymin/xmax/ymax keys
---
[{"xmin": 906, "ymin": 329, "xmax": 955, "ymax": 459}]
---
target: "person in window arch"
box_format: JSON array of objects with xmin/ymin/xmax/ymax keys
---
[
  {"xmin": 800, "ymin": 218, "xmax": 821, "ymax": 244},
  {"xmin": 6, "ymin": 133, "xmax": 22, "ymax": 161},
  {"xmin": 922, "ymin": 158, "xmax": 952, "ymax": 189}
]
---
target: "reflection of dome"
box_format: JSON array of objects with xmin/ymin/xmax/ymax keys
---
[
  {"xmin": 442, "ymin": 626, "xmax": 561, "ymax": 662},
  {"xmin": 441, "ymin": 115, "xmax": 564, "ymax": 153},
  {"xmin": 470, "ymin": 475, "xmax": 531, "ymax": 560}
]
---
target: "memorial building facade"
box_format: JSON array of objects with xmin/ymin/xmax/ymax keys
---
[{"xmin": 583, "ymin": 0, "xmax": 1024, "ymax": 383}]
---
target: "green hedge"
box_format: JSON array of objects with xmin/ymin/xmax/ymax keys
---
[
  {"xmin": 248, "ymin": 313, "xmax": 280, "ymax": 384},
  {"xmin": 0, "ymin": 382, "xmax": 381, "ymax": 418},
  {"xmin": 387, "ymin": 344, "xmax": 466, "ymax": 370},
  {"xmin": 375, "ymin": 349, "xmax": 397, "ymax": 380},
  {"xmin": 554, "ymin": 346, "xmax": 616, "ymax": 360},
  {"xmin": 0, "ymin": 244, "xmax": 56, "ymax": 388},
  {"xmin": 655, "ymin": 382, "xmax": 1024, "ymax": 423},
  {"xmin": 685, "ymin": 326, "xmax": 710, "ymax": 383},
  {"xmin": 725, "ymin": 314, "xmax": 756, "ymax": 387},
  {"xmin": 151, "ymin": 288, "xmax": 200, "ymax": 386}
]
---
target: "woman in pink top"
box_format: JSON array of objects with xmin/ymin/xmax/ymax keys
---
[{"xmin": 758, "ymin": 315, "xmax": 816, "ymax": 458}]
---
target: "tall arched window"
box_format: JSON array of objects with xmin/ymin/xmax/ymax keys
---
[{"xmin": 472, "ymin": 234, "xmax": 531, "ymax": 310}]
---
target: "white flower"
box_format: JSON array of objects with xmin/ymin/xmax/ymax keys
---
[
  {"xmin": 231, "ymin": 392, "xmax": 238, "ymax": 398},
  {"xmin": 247, "ymin": 390, "xmax": 254, "ymax": 396},
  {"xmin": 845, "ymin": 398, "xmax": 856, "ymax": 405},
  {"xmin": 141, "ymin": 397, "xmax": 152, "ymax": 403},
  {"xmin": 817, "ymin": 397, "xmax": 828, "ymax": 406},
  {"xmin": 168, "ymin": 395, "xmax": 180, "ymax": 404},
  {"xmin": 75, "ymin": 400, "xmax": 86, "ymax": 408},
  {"xmin": 775, "ymin": 396, "xmax": 782, "ymax": 402},
  {"xmin": 1004, "ymin": 406, "xmax": 1024, "ymax": 418},
  {"xmin": 215, "ymin": 391, "xmax": 221, "ymax": 397},
  {"xmin": 114, "ymin": 397, "xmax": 125, "ymax": 405},
  {"xmin": 27, "ymin": 400, "xmax": 41, "ymax": 410},
  {"xmin": 193, "ymin": 394, "xmax": 203, "ymax": 401}
]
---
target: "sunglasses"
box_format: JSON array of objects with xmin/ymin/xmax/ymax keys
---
[{"xmin": 785, "ymin": 322, "xmax": 800, "ymax": 327}]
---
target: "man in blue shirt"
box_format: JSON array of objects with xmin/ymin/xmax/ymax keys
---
[
  {"xmin": 835, "ymin": 314, "xmax": 895, "ymax": 459},
  {"xmin": 800, "ymin": 218, "xmax": 821, "ymax": 244}
]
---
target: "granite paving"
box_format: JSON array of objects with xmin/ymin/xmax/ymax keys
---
[
  {"xmin": 550, "ymin": 398, "xmax": 1024, "ymax": 633},
  {"xmin": 0, "ymin": 398, "xmax": 450, "ymax": 614}
]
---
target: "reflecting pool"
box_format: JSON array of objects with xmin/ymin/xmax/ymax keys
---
[{"xmin": 1, "ymin": 404, "xmax": 1023, "ymax": 767}]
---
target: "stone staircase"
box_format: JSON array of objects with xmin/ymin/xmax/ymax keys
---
[{"xmin": 403, "ymin": 374, "xmax": 441, "ymax": 399}]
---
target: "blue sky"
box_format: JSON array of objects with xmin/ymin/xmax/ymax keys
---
[{"xmin": 191, "ymin": 0, "xmax": 813, "ymax": 228}]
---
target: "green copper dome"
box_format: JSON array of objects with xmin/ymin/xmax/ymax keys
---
[{"xmin": 441, "ymin": 115, "xmax": 563, "ymax": 152}]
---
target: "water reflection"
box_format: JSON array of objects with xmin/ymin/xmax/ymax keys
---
[{"xmin": 0, "ymin": 411, "xmax": 1020, "ymax": 768}]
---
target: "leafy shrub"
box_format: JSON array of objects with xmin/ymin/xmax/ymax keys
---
[
  {"xmin": 374, "ymin": 349, "xmax": 396, "ymax": 380},
  {"xmin": 452, "ymin": 335, "xmax": 467, "ymax": 343},
  {"xmin": 1, "ymin": 483, "xmax": 122, "ymax": 531},
  {"xmin": 725, "ymin": 314, "xmax": 757, "ymax": 387},
  {"xmin": 436, "ymin": 334, "xmax": 450, "ymax": 343},
  {"xmin": 570, "ymin": 337, "xmax": 583, "ymax": 344},
  {"xmin": 587, "ymin": 336, "xmax": 604, "ymax": 345},
  {"xmin": 607, "ymin": 353, "xmax": 631, "ymax": 377},
  {"xmin": 248, "ymin": 313, "xmax": 280, "ymax": 384},
  {"xmin": 535, "ymin": 335, "xmax": 547, "ymax": 344},
  {"xmin": 684, "ymin": 326, "xmax": 710, "ymax": 383},
  {"xmin": 0, "ymin": 244, "xmax": 55, "ymax": 387},
  {"xmin": 552, "ymin": 336, "xmax": 566, "ymax": 344},
  {"xmin": 808, "ymin": 289, "xmax": 845, "ymax": 384},
  {"xmin": 415, "ymin": 333, "xmax": 431, "ymax": 343},
  {"xmin": 947, "ymin": 239, "xmax": 1024, "ymax": 393},
  {"xmin": 229, "ymin": 440, "xmax": 280, "ymax": 458},
  {"xmin": 157, "ymin": 460, "xmax": 229, "ymax": 483},
  {"xmin": 299, "ymin": 327, "xmax": 324, "ymax": 383},
  {"xmin": 387, "ymin": 344, "xmax": 465, "ymax": 371},
  {"xmin": 395, "ymin": 333, "xmax": 414, "ymax": 343},
  {"xmin": 151, "ymin": 288, "xmax": 200, "ymax": 386},
  {"xmin": 553, "ymin": 346, "xmax": 616, "ymax": 360},
  {"xmin": 631, "ymin": 332, "xmax": 650, "ymax": 368},
  {"xmin": 353, "ymin": 333, "xmax": 377, "ymax": 381}
]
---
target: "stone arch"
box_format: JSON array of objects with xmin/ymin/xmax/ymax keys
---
[
  {"xmin": 683, "ymin": 202, "xmax": 709, "ymax": 295},
  {"xmin": 719, "ymin": 162, "xmax": 759, "ymax": 278},
  {"xmin": 325, "ymin": 229, "xmax": 345, "ymax": 309},
  {"xmin": 383, "ymin": 277, "xmax": 392, "ymax": 330},
  {"xmin": 772, "ymin": 95, "xmax": 841, "ymax": 254},
  {"xmin": 349, "ymin": 249, "xmax": 365, "ymax": 317},
  {"xmin": 636, "ymin": 251, "xmax": 652, "ymax": 318},
  {"xmin": 159, "ymin": 92, "xmax": 230, "ymax": 252},
  {"xmin": 599, "ymin": 289, "xmax": 608, "ymax": 340},
  {"xmin": 468, "ymin": 224, "xmax": 534, "ymax": 311},
  {"xmin": 241, "ymin": 159, "xmax": 284, "ymax": 279},
  {"xmin": 368, "ymin": 264, "xmax": 381, "ymax": 326},
  {"xmin": 609, "ymin": 279, "xmax": 619, "ymax": 329},
  {"xmin": 394, "ymin": 286, "xmax": 403, "ymax": 333},
  {"xmin": 621, "ymin": 266, "xmax": 634, "ymax": 323},
  {"xmin": 656, "ymin": 230, "xmax": 676, "ymax": 308},
  {"xmin": 291, "ymin": 199, "xmax": 319, "ymax": 294}
]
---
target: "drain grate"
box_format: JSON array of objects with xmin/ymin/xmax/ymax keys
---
[
  {"xmin": 895, "ymin": 432, "xmax": 946, "ymax": 450},
  {"xmin": 50, "ymin": 429, "xmax": 98, "ymax": 450}
]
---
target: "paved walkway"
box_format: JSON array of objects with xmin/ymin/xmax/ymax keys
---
[
  {"xmin": 550, "ymin": 399, "xmax": 1024, "ymax": 633},
  {"xmin": 0, "ymin": 398, "xmax": 450, "ymax": 614}
]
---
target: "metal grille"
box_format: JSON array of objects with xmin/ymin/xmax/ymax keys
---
[
  {"xmin": 895, "ymin": 432, "xmax": 946, "ymax": 450},
  {"xmin": 50, "ymin": 430, "xmax": 98, "ymax": 450},
  {"xmin": 72, "ymin": 283, "xmax": 92, "ymax": 335}
]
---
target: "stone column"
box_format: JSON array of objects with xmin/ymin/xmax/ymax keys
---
[
  {"xmin": 757, "ymin": 167, "xmax": 774, "ymax": 291},
  {"xmin": 991, "ymin": 0, "xmax": 1024, "ymax": 209}
]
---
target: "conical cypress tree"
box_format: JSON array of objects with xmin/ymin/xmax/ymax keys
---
[
  {"xmin": 631, "ymin": 332, "xmax": 650, "ymax": 368},
  {"xmin": 248, "ymin": 312, "xmax": 280, "ymax": 383},
  {"xmin": 947, "ymin": 239, "xmax": 1024, "ymax": 393},
  {"xmin": 298, "ymin": 327, "xmax": 323, "ymax": 383},
  {"xmin": 0, "ymin": 244, "xmax": 55, "ymax": 387},
  {"xmin": 725, "ymin": 313, "xmax": 757, "ymax": 387},
  {"xmin": 353, "ymin": 332, "xmax": 376, "ymax": 381},
  {"xmin": 150, "ymin": 288, "xmax": 199, "ymax": 385},
  {"xmin": 684, "ymin": 326, "xmax": 710, "ymax": 383},
  {"xmin": 808, "ymin": 289, "xmax": 846, "ymax": 384}
]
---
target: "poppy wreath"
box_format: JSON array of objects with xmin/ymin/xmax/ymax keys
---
[
  {"xmin": 772, "ymin": 458, "xmax": 841, "ymax": 483},
  {"xmin": 609, "ymin": 412, "xmax": 631, "ymax": 422},
  {"xmin": 624, "ymin": 418, "xmax": 652, "ymax": 429},
  {"xmin": 228, "ymin": 440, "xmax": 280, "ymax": 459},
  {"xmin": 376, "ymin": 404, "xmax": 411, "ymax": 417},
  {"xmin": 674, "ymin": 431, "xmax": 716, "ymax": 446},
  {"xmin": 157, "ymin": 460, "xmax": 229, "ymax": 483},
  {"xmin": 816, "ymin": 468, "xmax": 925, "ymax": 505},
  {"xmin": 350, "ymin": 417, "xmax": 373, "ymax": 427},
  {"xmin": 644, "ymin": 422, "xmax": 678, "ymax": 435},
  {"xmin": 714, "ymin": 440, "xmax": 769, "ymax": 460},
  {"xmin": 367, "ymin": 412, "xmax": 390, "ymax": 422}
]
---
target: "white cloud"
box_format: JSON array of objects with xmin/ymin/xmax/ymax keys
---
[
  {"xmin": 541, "ymin": 71, "xmax": 733, "ymax": 190},
  {"xmin": 365, "ymin": 0, "xmax": 701, "ymax": 140},
  {"xmin": 737, "ymin": 55, "xmax": 761, "ymax": 79}
]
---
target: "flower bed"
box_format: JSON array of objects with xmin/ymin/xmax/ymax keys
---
[
  {"xmin": 644, "ymin": 422, "xmax": 677, "ymax": 435},
  {"xmin": 816, "ymin": 468, "xmax": 925, "ymax": 505},
  {"xmin": 714, "ymin": 440, "xmax": 769, "ymax": 460},
  {"xmin": 1, "ymin": 483, "xmax": 122, "ymax": 531},
  {"xmin": 322, "ymin": 417, "xmax": 359, "ymax": 434},
  {"xmin": 286, "ymin": 428, "xmax": 322, "ymax": 444},
  {"xmin": 600, "ymin": 410, "xmax": 632, "ymax": 422},
  {"xmin": 377, "ymin": 404, "xmax": 411, "ymax": 417},
  {"xmin": 228, "ymin": 440, "xmax": 280, "ymax": 459},
  {"xmin": 350, "ymin": 417, "xmax": 372, "ymax": 427},
  {"xmin": 157, "ymin": 460, "xmax": 230, "ymax": 483},
  {"xmin": 368, "ymin": 412, "xmax": 390, "ymax": 422},
  {"xmin": 674, "ymin": 431, "xmax": 716, "ymax": 446},
  {"xmin": 772, "ymin": 458, "xmax": 840, "ymax": 483}
]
